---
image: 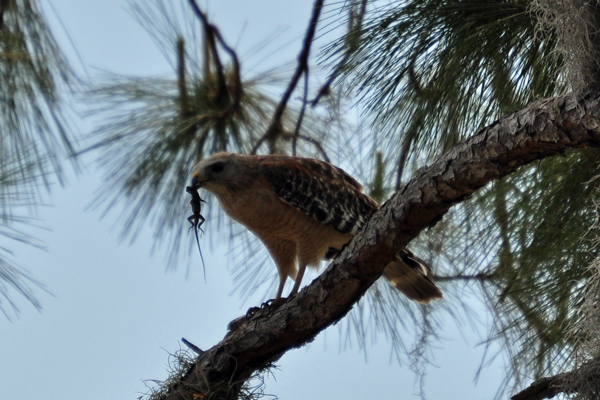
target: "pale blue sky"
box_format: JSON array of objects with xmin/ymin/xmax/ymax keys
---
[{"xmin": 0, "ymin": 1, "xmax": 507, "ymax": 399}]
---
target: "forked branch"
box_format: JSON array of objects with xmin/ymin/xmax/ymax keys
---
[
  {"xmin": 252, "ymin": 0, "xmax": 324, "ymax": 155},
  {"xmin": 188, "ymin": 0, "xmax": 242, "ymax": 107}
]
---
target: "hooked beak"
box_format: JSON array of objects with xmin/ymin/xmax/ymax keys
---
[{"xmin": 191, "ymin": 171, "xmax": 207, "ymax": 189}]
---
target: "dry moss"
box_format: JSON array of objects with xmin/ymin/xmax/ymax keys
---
[
  {"xmin": 531, "ymin": 0, "xmax": 600, "ymax": 91},
  {"xmin": 141, "ymin": 346, "xmax": 277, "ymax": 400}
]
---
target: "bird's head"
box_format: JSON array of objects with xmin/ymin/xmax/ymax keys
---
[{"xmin": 191, "ymin": 152, "xmax": 250, "ymax": 196}]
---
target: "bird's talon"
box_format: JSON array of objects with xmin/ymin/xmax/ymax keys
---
[
  {"xmin": 245, "ymin": 306, "xmax": 261, "ymax": 318},
  {"xmin": 262, "ymin": 298, "xmax": 285, "ymax": 309}
]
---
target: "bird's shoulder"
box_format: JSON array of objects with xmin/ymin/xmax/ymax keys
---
[{"xmin": 257, "ymin": 156, "xmax": 379, "ymax": 235}]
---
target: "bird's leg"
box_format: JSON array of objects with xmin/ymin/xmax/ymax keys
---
[
  {"xmin": 251, "ymin": 275, "xmax": 287, "ymax": 313},
  {"xmin": 275, "ymin": 274, "xmax": 287, "ymax": 301},
  {"xmin": 242, "ymin": 271, "xmax": 297, "ymax": 321},
  {"xmin": 255, "ymin": 273, "xmax": 287, "ymax": 309},
  {"xmin": 289, "ymin": 264, "xmax": 307, "ymax": 296},
  {"xmin": 259, "ymin": 275, "xmax": 287, "ymax": 309}
]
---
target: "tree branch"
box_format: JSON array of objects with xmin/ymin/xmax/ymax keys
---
[
  {"xmin": 432, "ymin": 272, "xmax": 496, "ymax": 282},
  {"xmin": 511, "ymin": 359, "xmax": 600, "ymax": 400},
  {"xmin": 156, "ymin": 92, "xmax": 600, "ymax": 399},
  {"xmin": 311, "ymin": 0, "xmax": 368, "ymax": 107},
  {"xmin": 510, "ymin": 372, "xmax": 569, "ymax": 400},
  {"xmin": 280, "ymin": 131, "xmax": 330, "ymax": 162},
  {"xmin": 176, "ymin": 37, "xmax": 192, "ymax": 118},
  {"xmin": 188, "ymin": 0, "xmax": 242, "ymax": 106},
  {"xmin": 252, "ymin": 0, "xmax": 324, "ymax": 155}
]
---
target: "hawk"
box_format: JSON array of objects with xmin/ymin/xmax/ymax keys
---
[{"xmin": 191, "ymin": 152, "xmax": 442, "ymax": 303}]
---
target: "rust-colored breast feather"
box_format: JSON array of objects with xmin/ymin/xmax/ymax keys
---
[{"xmin": 259, "ymin": 157, "xmax": 379, "ymax": 236}]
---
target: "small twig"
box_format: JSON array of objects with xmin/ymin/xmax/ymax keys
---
[
  {"xmin": 432, "ymin": 273, "xmax": 495, "ymax": 282},
  {"xmin": 207, "ymin": 19, "xmax": 242, "ymax": 105},
  {"xmin": 177, "ymin": 37, "xmax": 192, "ymax": 118},
  {"xmin": 188, "ymin": 0, "xmax": 226, "ymax": 94},
  {"xmin": 182, "ymin": 338, "xmax": 205, "ymax": 356},
  {"xmin": 188, "ymin": 0, "xmax": 242, "ymax": 106},
  {"xmin": 395, "ymin": 52, "xmax": 429, "ymax": 189},
  {"xmin": 311, "ymin": 0, "xmax": 367, "ymax": 107},
  {"xmin": 253, "ymin": 0, "xmax": 324, "ymax": 154},
  {"xmin": 292, "ymin": 70, "xmax": 310, "ymax": 155},
  {"xmin": 395, "ymin": 135, "xmax": 413, "ymax": 189},
  {"xmin": 281, "ymin": 131, "xmax": 330, "ymax": 162},
  {"xmin": 250, "ymin": 134, "xmax": 268, "ymax": 155}
]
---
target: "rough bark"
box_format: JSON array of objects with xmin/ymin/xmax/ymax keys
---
[
  {"xmin": 511, "ymin": 361, "xmax": 600, "ymax": 400},
  {"xmin": 157, "ymin": 91, "xmax": 600, "ymax": 400},
  {"xmin": 510, "ymin": 372, "xmax": 568, "ymax": 400}
]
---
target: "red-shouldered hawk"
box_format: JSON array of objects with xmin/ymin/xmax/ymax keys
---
[{"xmin": 191, "ymin": 152, "xmax": 442, "ymax": 303}]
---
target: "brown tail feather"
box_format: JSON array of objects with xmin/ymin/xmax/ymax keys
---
[{"xmin": 382, "ymin": 249, "xmax": 443, "ymax": 303}]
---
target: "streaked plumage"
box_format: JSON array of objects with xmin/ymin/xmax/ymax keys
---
[
  {"xmin": 261, "ymin": 156, "xmax": 378, "ymax": 236},
  {"xmin": 191, "ymin": 152, "xmax": 442, "ymax": 303}
]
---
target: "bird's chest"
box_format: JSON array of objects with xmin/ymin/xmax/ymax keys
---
[
  {"xmin": 217, "ymin": 188, "xmax": 308, "ymax": 235},
  {"xmin": 219, "ymin": 187, "xmax": 343, "ymax": 242}
]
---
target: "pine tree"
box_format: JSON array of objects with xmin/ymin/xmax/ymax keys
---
[
  {"xmin": 5, "ymin": 0, "xmax": 600, "ymax": 398},
  {"xmin": 0, "ymin": 0, "xmax": 77, "ymax": 319}
]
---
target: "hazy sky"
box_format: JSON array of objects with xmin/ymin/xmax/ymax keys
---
[{"xmin": 1, "ymin": 1, "xmax": 507, "ymax": 399}]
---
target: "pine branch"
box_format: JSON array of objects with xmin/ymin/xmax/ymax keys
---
[
  {"xmin": 150, "ymin": 91, "xmax": 600, "ymax": 400},
  {"xmin": 510, "ymin": 372, "xmax": 569, "ymax": 400},
  {"xmin": 511, "ymin": 358, "xmax": 600, "ymax": 399},
  {"xmin": 280, "ymin": 131, "xmax": 330, "ymax": 162},
  {"xmin": 252, "ymin": 0, "xmax": 324, "ymax": 155},
  {"xmin": 176, "ymin": 37, "xmax": 191, "ymax": 118},
  {"xmin": 432, "ymin": 273, "xmax": 496, "ymax": 282},
  {"xmin": 188, "ymin": 0, "xmax": 242, "ymax": 108},
  {"xmin": 311, "ymin": 0, "xmax": 368, "ymax": 107}
]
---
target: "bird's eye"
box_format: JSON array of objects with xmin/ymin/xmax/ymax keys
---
[{"xmin": 210, "ymin": 162, "xmax": 224, "ymax": 173}]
